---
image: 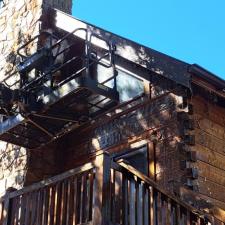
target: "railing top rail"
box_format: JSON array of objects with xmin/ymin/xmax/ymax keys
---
[
  {"xmin": 112, "ymin": 160, "xmax": 195, "ymax": 211},
  {"xmin": 114, "ymin": 159, "xmax": 225, "ymax": 223},
  {"xmin": 9, "ymin": 161, "xmax": 95, "ymax": 199}
]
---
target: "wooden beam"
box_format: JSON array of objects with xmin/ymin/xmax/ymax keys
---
[
  {"xmin": 148, "ymin": 142, "xmax": 156, "ymax": 181},
  {"xmin": 192, "ymin": 77, "xmax": 225, "ymax": 100},
  {"xmin": 144, "ymin": 80, "xmax": 151, "ymax": 98},
  {"xmin": 92, "ymin": 152, "xmax": 111, "ymax": 225}
]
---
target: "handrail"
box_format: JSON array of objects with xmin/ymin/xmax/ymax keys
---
[
  {"xmin": 56, "ymin": 52, "xmax": 110, "ymax": 88},
  {"xmin": 17, "ymin": 28, "xmax": 87, "ymax": 60},
  {"xmin": 17, "ymin": 34, "xmax": 40, "ymax": 58},
  {"xmin": 21, "ymin": 55, "xmax": 83, "ymax": 91},
  {"xmin": 9, "ymin": 161, "xmax": 94, "ymax": 199},
  {"xmin": 2, "ymin": 28, "xmax": 88, "ymax": 90},
  {"xmin": 52, "ymin": 28, "xmax": 87, "ymax": 50},
  {"xmin": 113, "ymin": 160, "xmax": 196, "ymax": 212},
  {"xmin": 89, "ymin": 32, "xmax": 114, "ymax": 68},
  {"xmin": 0, "ymin": 152, "xmax": 111, "ymax": 225},
  {"xmin": 114, "ymin": 159, "xmax": 225, "ymax": 223},
  {"xmin": 2, "ymin": 27, "xmax": 116, "ymax": 92},
  {"xmin": 1, "ymin": 153, "xmax": 224, "ymax": 225}
]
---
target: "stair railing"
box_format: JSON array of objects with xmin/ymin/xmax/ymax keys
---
[{"xmin": 110, "ymin": 159, "xmax": 225, "ymax": 225}]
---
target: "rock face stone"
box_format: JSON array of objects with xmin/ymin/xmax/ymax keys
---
[{"xmin": 0, "ymin": 0, "xmax": 72, "ymax": 197}]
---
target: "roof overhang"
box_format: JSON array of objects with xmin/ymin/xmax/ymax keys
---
[
  {"xmin": 54, "ymin": 9, "xmax": 225, "ymax": 103},
  {"xmin": 54, "ymin": 9, "xmax": 191, "ymax": 89},
  {"xmin": 189, "ymin": 64, "xmax": 225, "ymax": 99}
]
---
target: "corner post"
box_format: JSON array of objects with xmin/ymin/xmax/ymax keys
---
[{"xmin": 92, "ymin": 151, "xmax": 111, "ymax": 225}]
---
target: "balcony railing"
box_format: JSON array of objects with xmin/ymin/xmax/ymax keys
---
[
  {"xmin": 0, "ymin": 152, "xmax": 224, "ymax": 225},
  {"xmin": 110, "ymin": 160, "xmax": 225, "ymax": 225},
  {"xmin": 0, "ymin": 152, "xmax": 110, "ymax": 225}
]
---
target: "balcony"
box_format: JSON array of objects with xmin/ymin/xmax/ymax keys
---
[
  {"xmin": 0, "ymin": 152, "xmax": 224, "ymax": 225},
  {"xmin": 0, "ymin": 28, "xmax": 119, "ymax": 149}
]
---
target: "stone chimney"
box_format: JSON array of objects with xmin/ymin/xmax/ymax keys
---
[{"xmin": 0, "ymin": 0, "xmax": 72, "ymax": 196}]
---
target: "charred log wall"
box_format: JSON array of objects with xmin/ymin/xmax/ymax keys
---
[
  {"xmin": 188, "ymin": 95, "xmax": 225, "ymax": 210},
  {"xmin": 59, "ymin": 75, "xmax": 191, "ymax": 196}
]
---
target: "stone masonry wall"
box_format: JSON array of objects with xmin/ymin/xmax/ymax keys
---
[
  {"xmin": 0, "ymin": 0, "xmax": 42, "ymax": 197},
  {"xmin": 0, "ymin": 0, "xmax": 72, "ymax": 196}
]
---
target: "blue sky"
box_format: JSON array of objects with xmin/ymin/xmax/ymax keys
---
[{"xmin": 72, "ymin": 0, "xmax": 225, "ymax": 79}]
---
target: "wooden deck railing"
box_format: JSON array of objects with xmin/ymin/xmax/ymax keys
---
[
  {"xmin": 110, "ymin": 160, "xmax": 225, "ymax": 225},
  {"xmin": 0, "ymin": 152, "xmax": 224, "ymax": 225},
  {"xmin": 1, "ymin": 167, "xmax": 95, "ymax": 225},
  {"xmin": 0, "ymin": 152, "xmax": 111, "ymax": 225}
]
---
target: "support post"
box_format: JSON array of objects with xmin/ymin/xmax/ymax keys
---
[
  {"xmin": 92, "ymin": 151, "xmax": 111, "ymax": 225},
  {"xmin": 2, "ymin": 188, "xmax": 14, "ymax": 225}
]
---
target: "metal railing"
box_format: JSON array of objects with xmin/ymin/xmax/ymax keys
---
[{"xmin": 2, "ymin": 28, "xmax": 117, "ymax": 92}]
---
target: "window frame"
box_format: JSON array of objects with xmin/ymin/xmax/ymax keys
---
[{"xmin": 113, "ymin": 144, "xmax": 149, "ymax": 176}]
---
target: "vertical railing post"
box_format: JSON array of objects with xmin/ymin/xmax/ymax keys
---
[
  {"xmin": 2, "ymin": 189, "xmax": 14, "ymax": 225},
  {"xmin": 92, "ymin": 151, "xmax": 111, "ymax": 225}
]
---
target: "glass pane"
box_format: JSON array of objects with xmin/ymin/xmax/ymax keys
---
[
  {"xmin": 116, "ymin": 69, "xmax": 144, "ymax": 102},
  {"xmin": 115, "ymin": 146, "xmax": 148, "ymax": 175},
  {"xmin": 97, "ymin": 64, "xmax": 144, "ymax": 102}
]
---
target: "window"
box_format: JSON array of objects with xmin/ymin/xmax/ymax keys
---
[
  {"xmin": 114, "ymin": 145, "xmax": 148, "ymax": 175},
  {"xmin": 116, "ymin": 69, "xmax": 144, "ymax": 102},
  {"xmin": 97, "ymin": 64, "xmax": 144, "ymax": 102}
]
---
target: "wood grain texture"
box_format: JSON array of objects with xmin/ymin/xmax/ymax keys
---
[{"xmin": 190, "ymin": 95, "xmax": 225, "ymax": 213}]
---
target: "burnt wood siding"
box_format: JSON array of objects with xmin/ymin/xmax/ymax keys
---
[
  {"xmin": 190, "ymin": 96, "xmax": 225, "ymax": 210},
  {"xmin": 59, "ymin": 78, "xmax": 188, "ymax": 196}
]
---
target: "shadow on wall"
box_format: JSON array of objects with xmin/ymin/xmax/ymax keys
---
[
  {"xmin": 64, "ymin": 88, "xmax": 184, "ymax": 194},
  {"xmin": 4, "ymin": 30, "xmax": 34, "ymax": 75},
  {"xmin": 88, "ymin": 24, "xmax": 190, "ymax": 87},
  {"xmin": 0, "ymin": 142, "xmax": 27, "ymax": 196}
]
